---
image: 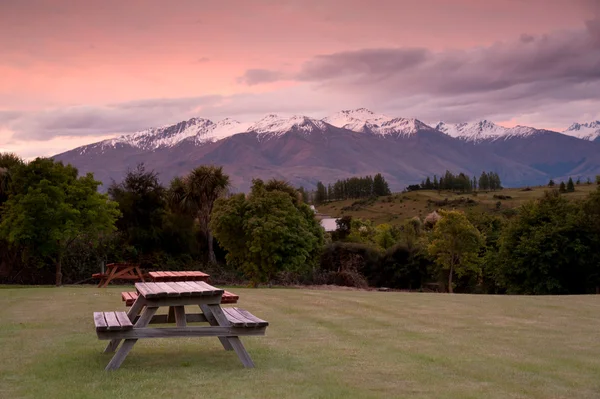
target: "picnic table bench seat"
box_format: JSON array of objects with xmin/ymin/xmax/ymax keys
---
[
  {"xmin": 94, "ymin": 311, "xmax": 134, "ymax": 331},
  {"xmin": 121, "ymin": 290, "xmax": 239, "ymax": 305}
]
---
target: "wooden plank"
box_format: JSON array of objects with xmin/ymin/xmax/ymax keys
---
[
  {"xmin": 104, "ymin": 312, "xmax": 122, "ymax": 330},
  {"xmin": 189, "ymin": 281, "xmax": 224, "ymax": 295},
  {"xmin": 115, "ymin": 312, "xmax": 134, "ymax": 330},
  {"xmin": 166, "ymin": 281, "xmax": 191, "ymax": 295},
  {"xmin": 155, "ymin": 282, "xmax": 180, "ymax": 297},
  {"xmin": 174, "ymin": 281, "xmax": 201, "ymax": 294},
  {"xmin": 173, "ymin": 306, "xmax": 187, "ymax": 327},
  {"xmin": 135, "ymin": 282, "xmax": 155, "ymax": 298},
  {"xmin": 234, "ymin": 308, "xmax": 269, "ymax": 327},
  {"xmin": 97, "ymin": 326, "xmax": 267, "ymax": 340},
  {"xmin": 222, "ymin": 307, "xmax": 251, "ymax": 327},
  {"xmin": 133, "ymin": 313, "xmax": 208, "ymax": 324},
  {"xmin": 93, "ymin": 312, "xmax": 108, "ymax": 331}
]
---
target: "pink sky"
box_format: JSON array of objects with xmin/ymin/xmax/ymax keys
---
[{"xmin": 1, "ymin": 0, "xmax": 599, "ymax": 158}]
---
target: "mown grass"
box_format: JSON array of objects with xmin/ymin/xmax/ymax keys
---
[
  {"xmin": 1, "ymin": 286, "xmax": 600, "ymax": 398},
  {"xmin": 318, "ymin": 184, "xmax": 599, "ymax": 225}
]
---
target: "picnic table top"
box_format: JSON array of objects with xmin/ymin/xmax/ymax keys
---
[
  {"xmin": 135, "ymin": 281, "xmax": 223, "ymax": 299},
  {"xmin": 148, "ymin": 271, "xmax": 209, "ymax": 279}
]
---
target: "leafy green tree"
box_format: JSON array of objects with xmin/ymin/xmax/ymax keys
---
[
  {"xmin": 373, "ymin": 173, "xmax": 391, "ymax": 196},
  {"xmin": 496, "ymin": 190, "xmax": 595, "ymax": 294},
  {"xmin": 427, "ymin": 210, "xmax": 484, "ymax": 293},
  {"xmin": 0, "ymin": 158, "xmax": 120, "ymax": 285},
  {"xmin": 0, "ymin": 153, "xmax": 24, "ymax": 205},
  {"xmin": 559, "ymin": 181, "xmax": 567, "ymax": 193},
  {"xmin": 170, "ymin": 165, "xmax": 230, "ymax": 263},
  {"xmin": 567, "ymin": 177, "xmax": 575, "ymax": 192},
  {"xmin": 211, "ymin": 179, "xmax": 323, "ymax": 286},
  {"xmin": 478, "ymin": 172, "xmax": 489, "ymax": 191}
]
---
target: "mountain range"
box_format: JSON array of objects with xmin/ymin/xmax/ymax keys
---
[{"xmin": 53, "ymin": 109, "xmax": 600, "ymax": 192}]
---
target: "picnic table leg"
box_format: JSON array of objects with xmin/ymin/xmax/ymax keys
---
[
  {"xmin": 173, "ymin": 306, "xmax": 187, "ymax": 327},
  {"xmin": 101, "ymin": 267, "xmax": 118, "ymax": 288},
  {"xmin": 204, "ymin": 304, "xmax": 255, "ymax": 368},
  {"xmin": 135, "ymin": 266, "xmax": 145, "ymax": 282},
  {"xmin": 105, "ymin": 306, "xmax": 158, "ymax": 371},
  {"xmin": 104, "ymin": 296, "xmax": 146, "ymax": 353},
  {"xmin": 167, "ymin": 306, "xmax": 176, "ymax": 323},
  {"xmin": 199, "ymin": 304, "xmax": 233, "ymax": 351}
]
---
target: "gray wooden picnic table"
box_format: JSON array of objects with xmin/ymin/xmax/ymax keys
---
[{"xmin": 93, "ymin": 281, "xmax": 268, "ymax": 370}]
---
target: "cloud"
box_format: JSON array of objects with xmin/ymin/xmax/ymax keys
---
[
  {"xmin": 234, "ymin": 19, "xmax": 600, "ymax": 125},
  {"xmin": 236, "ymin": 69, "xmax": 286, "ymax": 86},
  {"xmin": 4, "ymin": 95, "xmax": 225, "ymax": 140}
]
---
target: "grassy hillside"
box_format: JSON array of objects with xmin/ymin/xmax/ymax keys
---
[
  {"xmin": 317, "ymin": 184, "xmax": 599, "ymax": 226},
  {"xmin": 1, "ymin": 286, "xmax": 599, "ymax": 398}
]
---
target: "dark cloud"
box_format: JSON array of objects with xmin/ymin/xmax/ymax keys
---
[{"xmin": 236, "ymin": 69, "xmax": 286, "ymax": 86}]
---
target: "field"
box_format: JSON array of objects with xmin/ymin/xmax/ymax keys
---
[
  {"xmin": 1, "ymin": 286, "xmax": 599, "ymax": 399},
  {"xmin": 317, "ymin": 184, "xmax": 599, "ymax": 226}
]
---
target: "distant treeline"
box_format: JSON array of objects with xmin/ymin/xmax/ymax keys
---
[
  {"xmin": 311, "ymin": 173, "xmax": 391, "ymax": 204},
  {"xmin": 406, "ymin": 170, "xmax": 502, "ymax": 192}
]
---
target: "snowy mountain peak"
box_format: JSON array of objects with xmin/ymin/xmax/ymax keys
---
[
  {"xmin": 323, "ymin": 109, "xmax": 430, "ymax": 136},
  {"xmin": 247, "ymin": 114, "xmax": 327, "ymax": 136},
  {"xmin": 436, "ymin": 120, "xmax": 507, "ymax": 142},
  {"xmin": 563, "ymin": 121, "xmax": 600, "ymax": 141}
]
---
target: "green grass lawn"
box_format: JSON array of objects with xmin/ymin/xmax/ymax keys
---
[
  {"xmin": 1, "ymin": 286, "xmax": 599, "ymax": 399},
  {"xmin": 318, "ymin": 184, "xmax": 599, "ymax": 225}
]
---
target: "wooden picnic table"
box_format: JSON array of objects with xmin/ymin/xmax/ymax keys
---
[
  {"xmin": 148, "ymin": 271, "xmax": 210, "ymax": 282},
  {"xmin": 93, "ymin": 281, "xmax": 268, "ymax": 370},
  {"xmin": 92, "ymin": 263, "xmax": 145, "ymax": 288}
]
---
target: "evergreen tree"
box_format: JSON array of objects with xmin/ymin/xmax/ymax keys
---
[
  {"xmin": 433, "ymin": 175, "xmax": 439, "ymax": 190},
  {"xmin": 559, "ymin": 181, "xmax": 567, "ymax": 193},
  {"xmin": 548, "ymin": 179, "xmax": 555, "ymax": 187},
  {"xmin": 373, "ymin": 173, "xmax": 391, "ymax": 196},
  {"xmin": 576, "ymin": 177, "xmax": 581, "ymax": 185},
  {"xmin": 479, "ymin": 172, "xmax": 490, "ymax": 191},
  {"xmin": 586, "ymin": 177, "xmax": 592, "ymax": 185},
  {"xmin": 425, "ymin": 177, "xmax": 432, "ymax": 190},
  {"xmin": 315, "ymin": 181, "xmax": 327, "ymax": 204},
  {"xmin": 567, "ymin": 177, "xmax": 575, "ymax": 192},
  {"xmin": 473, "ymin": 176, "xmax": 477, "ymax": 191}
]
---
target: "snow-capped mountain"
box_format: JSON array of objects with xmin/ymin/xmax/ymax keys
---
[
  {"xmin": 247, "ymin": 114, "xmax": 328, "ymax": 137},
  {"xmin": 435, "ymin": 120, "xmax": 542, "ymax": 142},
  {"xmin": 562, "ymin": 121, "xmax": 600, "ymax": 141},
  {"xmin": 54, "ymin": 108, "xmax": 600, "ymax": 194},
  {"xmin": 93, "ymin": 117, "xmax": 249, "ymax": 153},
  {"xmin": 324, "ymin": 108, "xmax": 431, "ymax": 136}
]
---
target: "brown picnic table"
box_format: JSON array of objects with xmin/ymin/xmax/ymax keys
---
[
  {"xmin": 148, "ymin": 271, "xmax": 209, "ymax": 282},
  {"xmin": 92, "ymin": 263, "xmax": 145, "ymax": 288},
  {"xmin": 93, "ymin": 281, "xmax": 268, "ymax": 370}
]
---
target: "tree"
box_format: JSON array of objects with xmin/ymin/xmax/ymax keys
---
[
  {"xmin": 210, "ymin": 179, "xmax": 323, "ymax": 286},
  {"xmin": 496, "ymin": 190, "xmax": 596, "ymax": 294},
  {"xmin": 567, "ymin": 177, "xmax": 575, "ymax": 192},
  {"xmin": 478, "ymin": 172, "xmax": 490, "ymax": 191},
  {"xmin": 0, "ymin": 153, "xmax": 24, "ymax": 205},
  {"xmin": 373, "ymin": 173, "xmax": 391, "ymax": 196},
  {"xmin": 548, "ymin": 179, "xmax": 555, "ymax": 187},
  {"xmin": 427, "ymin": 210, "xmax": 484, "ymax": 293},
  {"xmin": 596, "ymin": 175, "xmax": 600, "ymax": 185},
  {"xmin": 0, "ymin": 158, "xmax": 120, "ymax": 285},
  {"xmin": 171, "ymin": 166, "xmax": 230, "ymax": 263},
  {"xmin": 108, "ymin": 164, "xmax": 167, "ymax": 256},
  {"xmin": 576, "ymin": 177, "xmax": 581, "ymax": 185},
  {"xmin": 559, "ymin": 181, "xmax": 567, "ymax": 193},
  {"xmin": 315, "ymin": 181, "xmax": 327, "ymax": 204}
]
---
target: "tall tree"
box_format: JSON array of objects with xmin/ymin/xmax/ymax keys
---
[
  {"xmin": 108, "ymin": 164, "xmax": 167, "ymax": 256},
  {"xmin": 373, "ymin": 173, "xmax": 391, "ymax": 196},
  {"xmin": 315, "ymin": 181, "xmax": 327, "ymax": 204},
  {"xmin": 548, "ymin": 179, "xmax": 555, "ymax": 187},
  {"xmin": 567, "ymin": 177, "xmax": 575, "ymax": 192},
  {"xmin": 427, "ymin": 210, "xmax": 484, "ymax": 293},
  {"xmin": 559, "ymin": 181, "xmax": 567, "ymax": 193},
  {"xmin": 211, "ymin": 179, "xmax": 323, "ymax": 286},
  {"xmin": 0, "ymin": 158, "xmax": 120, "ymax": 285},
  {"xmin": 172, "ymin": 165, "xmax": 230, "ymax": 263}
]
